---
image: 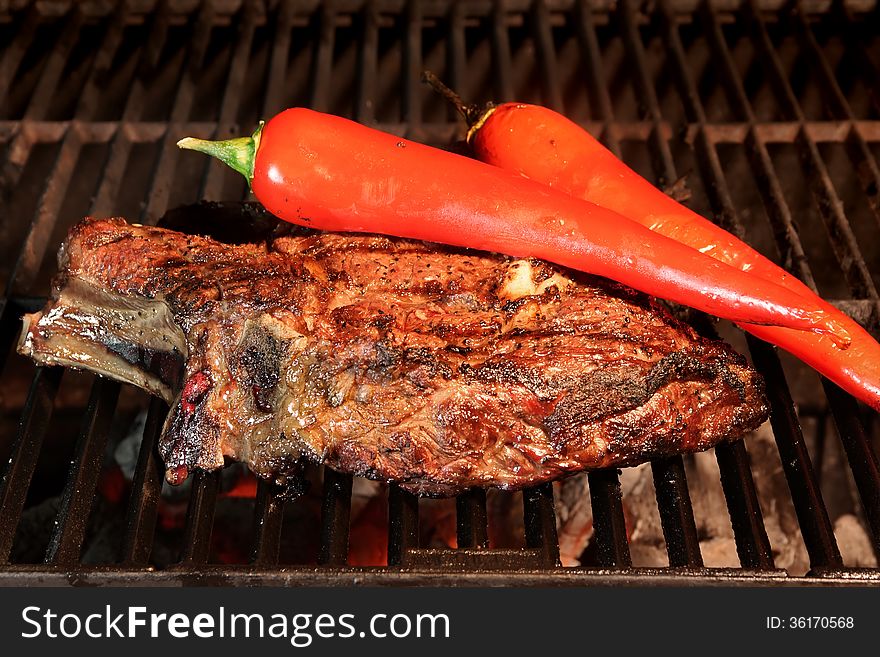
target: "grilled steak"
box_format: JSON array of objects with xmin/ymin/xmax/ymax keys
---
[{"xmin": 18, "ymin": 214, "xmax": 769, "ymax": 496}]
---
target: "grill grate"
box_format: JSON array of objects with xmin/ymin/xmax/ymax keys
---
[{"xmin": 0, "ymin": 0, "xmax": 879, "ymax": 585}]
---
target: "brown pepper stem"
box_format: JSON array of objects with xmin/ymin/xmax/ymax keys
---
[{"xmin": 420, "ymin": 70, "xmax": 488, "ymax": 126}]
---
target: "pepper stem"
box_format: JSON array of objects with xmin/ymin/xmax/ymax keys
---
[
  {"xmin": 420, "ymin": 70, "xmax": 488, "ymax": 126},
  {"xmin": 177, "ymin": 121, "xmax": 264, "ymax": 186}
]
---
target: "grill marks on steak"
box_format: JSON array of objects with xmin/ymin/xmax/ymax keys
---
[{"xmin": 18, "ymin": 217, "xmax": 769, "ymax": 496}]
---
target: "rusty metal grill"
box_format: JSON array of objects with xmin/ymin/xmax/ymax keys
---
[{"xmin": 0, "ymin": 0, "xmax": 879, "ymax": 585}]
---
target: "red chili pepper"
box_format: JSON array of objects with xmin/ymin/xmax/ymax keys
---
[
  {"xmin": 176, "ymin": 109, "xmax": 849, "ymax": 345},
  {"xmin": 459, "ymin": 99, "xmax": 880, "ymax": 411}
]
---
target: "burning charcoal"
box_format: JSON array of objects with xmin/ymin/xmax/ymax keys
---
[
  {"xmin": 834, "ymin": 514, "xmax": 878, "ymax": 568},
  {"xmin": 555, "ymin": 474, "xmax": 594, "ymax": 567},
  {"xmin": 620, "ymin": 464, "xmax": 669, "ymax": 567}
]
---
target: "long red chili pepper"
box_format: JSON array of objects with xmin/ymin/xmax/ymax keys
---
[
  {"xmin": 176, "ymin": 108, "xmax": 849, "ymax": 343},
  {"xmin": 454, "ymin": 97, "xmax": 880, "ymax": 411}
]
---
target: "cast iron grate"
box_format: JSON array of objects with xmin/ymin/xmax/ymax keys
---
[{"xmin": 0, "ymin": 0, "xmax": 878, "ymax": 585}]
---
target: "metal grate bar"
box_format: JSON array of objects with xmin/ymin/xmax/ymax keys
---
[
  {"xmin": 403, "ymin": 0, "xmax": 423, "ymax": 128},
  {"xmin": 20, "ymin": 9, "xmax": 85, "ymax": 121},
  {"xmin": 572, "ymin": 2, "xmax": 637, "ymax": 567},
  {"xmin": 692, "ymin": 126, "xmax": 748, "ymax": 238},
  {"xmin": 617, "ymin": 0, "xmax": 703, "ymax": 568},
  {"xmin": 822, "ymin": 381, "xmax": 880, "ymax": 558},
  {"xmin": 663, "ymin": 49, "xmax": 752, "ymax": 245},
  {"xmin": 588, "ymin": 469, "xmax": 632, "ymax": 567},
  {"xmin": 746, "ymin": 129, "xmax": 816, "ymax": 291},
  {"xmin": 792, "ymin": 7, "xmax": 880, "ymax": 230},
  {"xmin": 0, "ymin": 6, "xmax": 39, "ymax": 112},
  {"xmin": 311, "ymin": 2, "xmax": 354, "ymax": 565},
  {"xmin": 202, "ymin": 2, "xmax": 260, "ymax": 200},
  {"xmin": 91, "ymin": 3, "xmax": 175, "ymax": 216},
  {"xmin": 658, "ymin": 1, "xmax": 702, "ymax": 123},
  {"xmin": 318, "ymin": 468, "xmax": 353, "ymax": 565},
  {"xmin": 387, "ymin": 484, "xmax": 419, "ymax": 565},
  {"xmin": 523, "ymin": 482, "xmax": 561, "ymax": 567},
  {"xmin": 0, "ymin": 8, "xmax": 83, "ymax": 204},
  {"xmin": 8, "ymin": 7, "xmax": 129, "ymax": 297},
  {"xmin": 618, "ymin": 0, "xmax": 677, "ymax": 186},
  {"xmin": 137, "ymin": 0, "xmax": 172, "ymax": 76},
  {"xmin": 7, "ymin": 119, "xmax": 880, "ymax": 149},
  {"xmin": 8, "ymin": 118, "xmax": 86, "ymax": 295},
  {"xmin": 302, "ymin": 7, "xmax": 358, "ymax": 571},
  {"xmin": 3, "ymin": 0, "xmax": 872, "ymax": 21},
  {"xmin": 651, "ymin": 456, "xmax": 704, "ymax": 568},
  {"xmin": 69, "ymin": 7, "xmax": 130, "ymax": 122},
  {"xmin": 745, "ymin": 2, "xmax": 880, "ymax": 555},
  {"xmin": 45, "ymin": 377, "xmax": 120, "ymax": 565},
  {"xmin": 178, "ymin": 469, "xmax": 220, "ymax": 565},
  {"xmin": 844, "ymin": 130, "xmax": 880, "ymax": 233},
  {"xmin": 834, "ymin": 1, "xmax": 880, "ymax": 118},
  {"xmin": 656, "ymin": 0, "xmax": 775, "ymax": 568},
  {"xmin": 411, "ymin": 1, "xmax": 536, "ymax": 564},
  {"xmin": 355, "ymin": 0, "xmax": 379, "ymax": 123},
  {"xmin": 700, "ymin": 4, "xmax": 818, "ymax": 292},
  {"xmin": 697, "ymin": 12, "xmax": 857, "ymax": 570},
  {"xmin": 574, "ymin": 2, "xmax": 622, "ymax": 171},
  {"xmin": 715, "ymin": 441, "xmax": 776, "ymax": 569},
  {"xmin": 0, "ymin": 366, "xmax": 62, "ymax": 563},
  {"xmin": 814, "ymin": 408, "xmax": 830, "ymax": 487},
  {"xmin": 747, "ymin": 335, "xmax": 843, "ymax": 569},
  {"xmin": 532, "ymin": 0, "xmax": 564, "ymax": 112},
  {"xmin": 251, "ymin": 479, "xmax": 286, "ymax": 566},
  {"xmin": 262, "ymin": 0, "xmax": 296, "ymax": 118},
  {"xmin": 143, "ymin": 2, "xmax": 215, "ymax": 224},
  {"xmin": 745, "ymin": 0, "xmax": 879, "ymax": 304},
  {"xmin": 445, "ymin": 0, "xmax": 467, "ymax": 122},
  {"xmin": 310, "ymin": 1, "xmax": 337, "ymax": 113},
  {"xmin": 8, "ymin": 565, "xmax": 880, "ymax": 586},
  {"xmin": 121, "ymin": 397, "xmax": 166, "ymax": 565},
  {"xmin": 491, "ymin": 0, "xmax": 514, "ymax": 101},
  {"xmin": 456, "ymin": 488, "xmax": 489, "ymax": 549}
]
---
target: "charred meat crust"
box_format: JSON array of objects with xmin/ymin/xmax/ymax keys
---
[{"xmin": 19, "ymin": 216, "xmax": 769, "ymax": 496}]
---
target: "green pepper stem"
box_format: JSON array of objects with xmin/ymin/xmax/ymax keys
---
[{"xmin": 177, "ymin": 121, "xmax": 264, "ymax": 186}]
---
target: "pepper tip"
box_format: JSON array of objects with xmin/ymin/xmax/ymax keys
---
[
  {"xmin": 176, "ymin": 137, "xmax": 199, "ymax": 150},
  {"xmin": 819, "ymin": 316, "xmax": 852, "ymax": 350}
]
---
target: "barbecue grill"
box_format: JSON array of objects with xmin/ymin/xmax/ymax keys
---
[{"xmin": 0, "ymin": 0, "xmax": 878, "ymax": 586}]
